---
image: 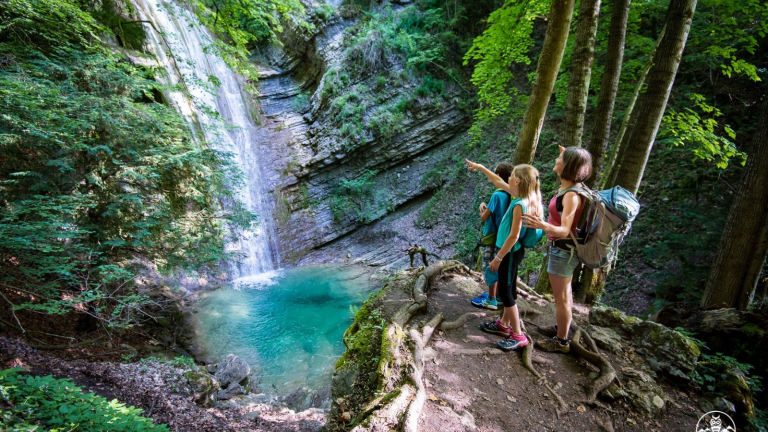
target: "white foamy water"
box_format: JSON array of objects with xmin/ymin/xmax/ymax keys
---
[
  {"xmin": 132, "ymin": 0, "xmax": 279, "ymax": 277},
  {"xmin": 232, "ymin": 269, "xmax": 283, "ymax": 290}
]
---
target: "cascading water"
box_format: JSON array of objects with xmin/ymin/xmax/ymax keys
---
[{"xmin": 132, "ymin": 0, "xmax": 279, "ymax": 277}]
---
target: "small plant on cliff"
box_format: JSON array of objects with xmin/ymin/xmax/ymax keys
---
[
  {"xmin": 329, "ymin": 170, "xmax": 393, "ymax": 224},
  {"xmin": 0, "ymin": 368, "xmax": 168, "ymax": 431}
]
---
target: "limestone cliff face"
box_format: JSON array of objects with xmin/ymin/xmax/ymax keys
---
[{"xmin": 251, "ymin": 7, "xmax": 471, "ymax": 266}]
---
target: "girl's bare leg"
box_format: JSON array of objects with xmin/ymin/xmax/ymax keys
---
[{"xmin": 500, "ymin": 305, "xmax": 522, "ymax": 335}]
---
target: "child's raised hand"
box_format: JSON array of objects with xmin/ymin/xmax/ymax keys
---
[{"xmin": 465, "ymin": 159, "xmax": 482, "ymax": 171}]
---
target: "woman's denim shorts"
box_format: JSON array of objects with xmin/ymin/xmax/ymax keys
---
[{"xmin": 547, "ymin": 246, "xmax": 580, "ymax": 278}]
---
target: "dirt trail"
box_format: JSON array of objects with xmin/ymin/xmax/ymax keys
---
[{"xmin": 409, "ymin": 267, "xmax": 704, "ymax": 431}]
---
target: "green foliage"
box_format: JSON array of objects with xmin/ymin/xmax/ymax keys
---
[
  {"xmin": 463, "ymin": 0, "xmax": 551, "ymax": 139},
  {"xmin": 139, "ymin": 356, "xmax": 197, "ymax": 369},
  {"xmin": 87, "ymin": 0, "xmax": 147, "ymax": 50},
  {"xmin": 291, "ymin": 91, "xmax": 310, "ymax": 112},
  {"xmin": 687, "ymin": 0, "xmax": 768, "ymax": 82},
  {"xmin": 368, "ymin": 107, "xmax": 406, "ymax": 142},
  {"xmin": 692, "ymin": 352, "xmax": 762, "ymax": 394},
  {"xmin": 330, "ymin": 170, "xmax": 393, "ymax": 224},
  {"xmin": 186, "ymin": 0, "xmax": 308, "ymax": 77},
  {"xmin": 0, "ymin": 368, "xmax": 168, "ymax": 431},
  {"xmin": 315, "ymin": 3, "xmax": 335, "ymax": 20},
  {"xmin": 0, "ymin": 0, "xmax": 254, "ymax": 327},
  {"xmin": 660, "ymin": 94, "xmax": 745, "ymax": 169},
  {"xmin": 519, "ymin": 249, "xmax": 544, "ymax": 284}
]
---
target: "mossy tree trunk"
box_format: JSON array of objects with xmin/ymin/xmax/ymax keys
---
[
  {"xmin": 607, "ymin": 0, "xmax": 696, "ymax": 194},
  {"xmin": 603, "ymin": 24, "xmax": 667, "ymax": 188},
  {"xmin": 701, "ymin": 103, "xmax": 768, "ymax": 309},
  {"xmin": 563, "ymin": 0, "xmax": 602, "ymax": 148},
  {"xmin": 513, "ymin": 0, "xmax": 577, "ymax": 165},
  {"xmin": 585, "ymin": 0, "xmax": 631, "ymax": 188},
  {"xmin": 535, "ymin": 257, "xmax": 553, "ymax": 294}
]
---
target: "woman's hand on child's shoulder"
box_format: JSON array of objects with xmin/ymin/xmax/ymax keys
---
[{"xmin": 522, "ymin": 214, "xmax": 545, "ymax": 230}]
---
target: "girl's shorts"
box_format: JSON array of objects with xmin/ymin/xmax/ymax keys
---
[{"xmin": 547, "ymin": 246, "xmax": 580, "ymax": 278}]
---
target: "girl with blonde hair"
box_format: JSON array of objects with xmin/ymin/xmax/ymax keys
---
[{"xmin": 466, "ymin": 160, "xmax": 544, "ymax": 351}]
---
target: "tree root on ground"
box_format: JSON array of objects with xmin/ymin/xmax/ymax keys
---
[
  {"xmin": 405, "ymin": 313, "xmax": 443, "ymax": 432},
  {"xmin": 570, "ymin": 324, "xmax": 617, "ymax": 405},
  {"xmin": 434, "ymin": 346, "xmax": 503, "ymax": 356},
  {"xmin": 366, "ymin": 261, "xmax": 452, "ymax": 430},
  {"xmin": 439, "ymin": 312, "xmax": 488, "ymax": 331}
]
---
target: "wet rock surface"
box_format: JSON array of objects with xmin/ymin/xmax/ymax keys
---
[{"xmin": 215, "ymin": 354, "xmax": 251, "ymax": 389}]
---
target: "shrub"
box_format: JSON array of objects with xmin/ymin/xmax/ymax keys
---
[
  {"xmin": 329, "ymin": 170, "xmax": 393, "ymax": 223},
  {"xmin": 291, "ymin": 92, "xmax": 310, "ymax": 112},
  {"xmin": 0, "ymin": 368, "xmax": 168, "ymax": 431}
]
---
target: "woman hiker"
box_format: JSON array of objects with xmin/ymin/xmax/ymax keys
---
[{"xmin": 522, "ymin": 145, "xmax": 592, "ymax": 353}]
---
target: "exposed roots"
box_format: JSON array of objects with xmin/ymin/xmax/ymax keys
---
[
  {"xmin": 439, "ymin": 312, "xmax": 488, "ymax": 331},
  {"xmin": 404, "ymin": 313, "xmax": 443, "ymax": 432},
  {"xmin": 370, "ymin": 261, "xmax": 454, "ymax": 430},
  {"xmin": 434, "ymin": 347, "xmax": 503, "ymax": 356},
  {"xmin": 520, "ymin": 334, "xmax": 542, "ymax": 380},
  {"xmin": 570, "ymin": 324, "xmax": 617, "ymax": 403}
]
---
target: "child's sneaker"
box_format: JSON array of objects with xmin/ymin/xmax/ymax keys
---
[
  {"xmin": 479, "ymin": 319, "xmax": 512, "ymax": 337},
  {"xmin": 498, "ymin": 333, "xmax": 529, "ymax": 351},
  {"xmin": 481, "ymin": 299, "xmax": 499, "ymax": 310},
  {"xmin": 471, "ymin": 292, "xmax": 489, "ymax": 307}
]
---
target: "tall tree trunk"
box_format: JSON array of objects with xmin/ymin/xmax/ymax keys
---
[
  {"xmin": 701, "ymin": 104, "xmax": 768, "ymax": 309},
  {"xmin": 603, "ymin": 24, "xmax": 667, "ymax": 188},
  {"xmin": 535, "ymin": 259, "xmax": 553, "ymax": 294},
  {"xmin": 585, "ymin": 0, "xmax": 631, "ymax": 188},
  {"xmin": 563, "ymin": 0, "xmax": 602, "ymax": 148},
  {"xmin": 513, "ymin": 0, "xmax": 577, "ymax": 165},
  {"xmin": 608, "ymin": 0, "xmax": 696, "ymax": 194}
]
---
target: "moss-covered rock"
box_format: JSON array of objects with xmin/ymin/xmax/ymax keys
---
[
  {"xmin": 590, "ymin": 306, "xmax": 700, "ymax": 380},
  {"xmin": 698, "ymin": 360, "xmax": 754, "ymax": 420}
]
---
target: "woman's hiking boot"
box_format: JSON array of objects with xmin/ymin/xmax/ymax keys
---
[
  {"xmin": 479, "ymin": 319, "xmax": 512, "ymax": 337},
  {"xmin": 498, "ymin": 333, "xmax": 529, "ymax": 351},
  {"xmin": 537, "ymin": 324, "xmax": 570, "ymax": 338},
  {"xmin": 535, "ymin": 337, "xmax": 570, "ymax": 353}
]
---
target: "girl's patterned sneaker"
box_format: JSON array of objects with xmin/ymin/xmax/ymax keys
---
[{"xmin": 498, "ymin": 333, "xmax": 529, "ymax": 351}]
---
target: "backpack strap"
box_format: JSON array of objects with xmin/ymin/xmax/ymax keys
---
[{"xmin": 555, "ymin": 186, "xmax": 586, "ymax": 212}]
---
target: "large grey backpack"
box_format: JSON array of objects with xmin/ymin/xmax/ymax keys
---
[{"xmin": 559, "ymin": 185, "xmax": 640, "ymax": 269}]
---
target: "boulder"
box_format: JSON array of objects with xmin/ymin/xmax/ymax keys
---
[
  {"xmin": 632, "ymin": 321, "xmax": 700, "ymax": 380},
  {"xmin": 590, "ymin": 306, "xmax": 700, "ymax": 380},
  {"xmin": 586, "ymin": 325, "xmax": 623, "ymax": 354},
  {"xmin": 214, "ymin": 354, "xmax": 250, "ymax": 389},
  {"xmin": 216, "ymin": 383, "xmax": 245, "ymax": 400},
  {"xmin": 589, "ymin": 305, "xmax": 643, "ymax": 335},
  {"xmin": 699, "ymin": 361, "xmax": 754, "ymax": 419},
  {"xmin": 620, "ymin": 368, "xmax": 666, "ymax": 415},
  {"xmin": 698, "ymin": 395, "xmax": 737, "ymax": 416}
]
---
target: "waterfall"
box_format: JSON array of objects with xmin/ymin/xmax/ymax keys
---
[{"xmin": 131, "ymin": 0, "xmax": 280, "ymax": 277}]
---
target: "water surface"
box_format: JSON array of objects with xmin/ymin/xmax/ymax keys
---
[{"xmin": 192, "ymin": 265, "xmax": 377, "ymax": 397}]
